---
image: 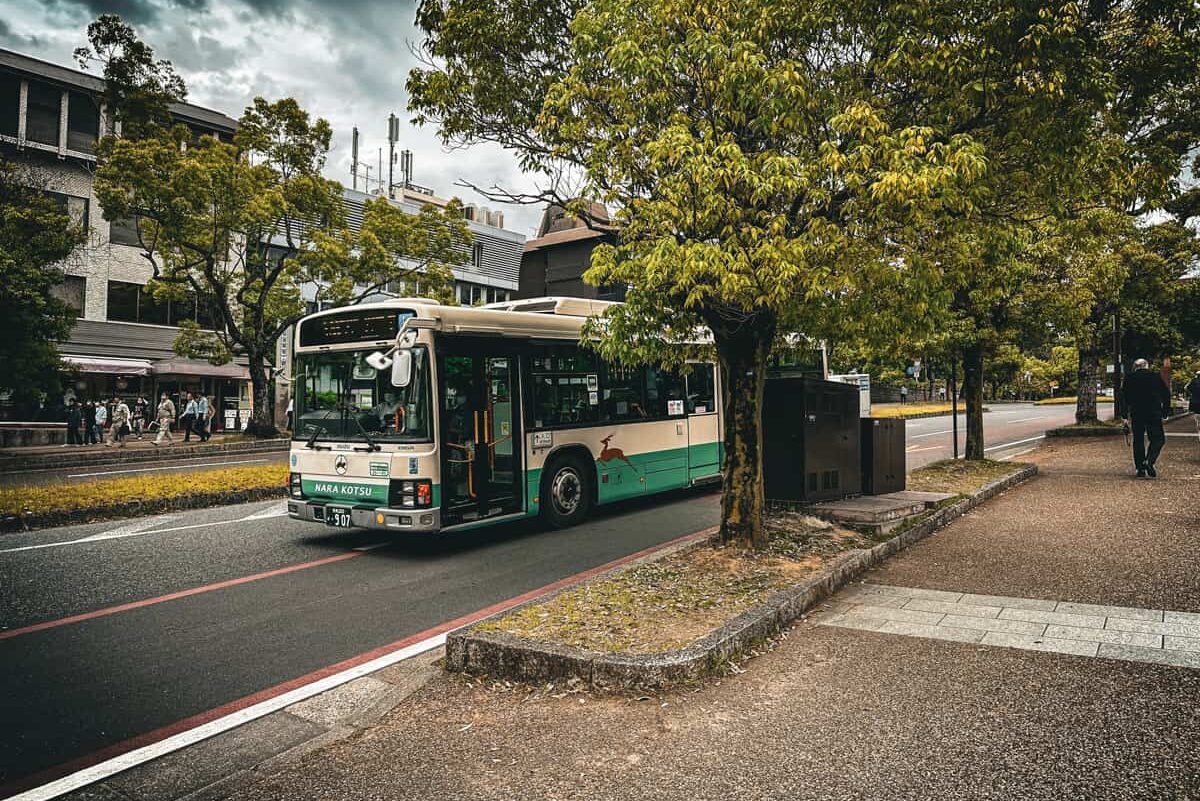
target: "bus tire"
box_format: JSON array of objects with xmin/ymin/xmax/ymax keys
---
[{"xmin": 540, "ymin": 455, "xmax": 592, "ymax": 529}]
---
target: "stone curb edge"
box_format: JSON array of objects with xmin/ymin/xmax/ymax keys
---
[
  {"xmin": 445, "ymin": 464, "xmax": 1039, "ymax": 690},
  {"xmin": 1045, "ymin": 426, "xmax": 1124, "ymax": 438},
  {"xmin": 0, "ymin": 438, "xmax": 289, "ymax": 474},
  {"xmin": 1, "ymin": 487, "xmax": 288, "ymax": 533}
]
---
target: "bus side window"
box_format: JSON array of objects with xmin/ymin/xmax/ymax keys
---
[
  {"xmin": 644, "ymin": 367, "xmax": 686, "ymax": 417},
  {"xmin": 603, "ymin": 364, "xmax": 647, "ymax": 421},
  {"xmin": 686, "ymin": 365, "xmax": 716, "ymax": 414}
]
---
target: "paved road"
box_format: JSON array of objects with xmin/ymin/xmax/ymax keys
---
[
  {"xmin": 0, "ymin": 491, "xmax": 719, "ymax": 795},
  {"xmin": 0, "ymin": 402, "xmax": 1095, "ymax": 795},
  {"xmin": 902, "ymin": 402, "xmax": 1106, "ymax": 468},
  {"xmin": 0, "ymin": 450, "xmax": 288, "ymax": 487}
]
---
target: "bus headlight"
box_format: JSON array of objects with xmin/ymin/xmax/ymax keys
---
[{"xmin": 290, "ymin": 472, "xmax": 303, "ymax": 499}]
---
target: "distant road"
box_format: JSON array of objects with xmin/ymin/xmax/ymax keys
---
[{"xmin": 901, "ymin": 401, "xmax": 1109, "ymax": 468}]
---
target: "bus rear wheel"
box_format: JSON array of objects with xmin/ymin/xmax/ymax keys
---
[{"xmin": 541, "ymin": 456, "xmax": 592, "ymax": 529}]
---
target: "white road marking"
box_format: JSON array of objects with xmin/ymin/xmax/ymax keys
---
[
  {"xmin": 8, "ymin": 632, "xmax": 446, "ymax": 801},
  {"xmin": 999, "ymin": 447, "xmax": 1039, "ymax": 461},
  {"xmin": 984, "ymin": 435, "xmax": 1045, "ymax": 453},
  {"xmin": 909, "ymin": 429, "xmax": 954, "ymax": 439},
  {"xmin": 66, "ymin": 458, "xmax": 270, "ymax": 478},
  {"xmin": 241, "ymin": 501, "xmax": 290, "ymax": 521},
  {"xmin": 0, "ymin": 505, "xmax": 289, "ymax": 555},
  {"xmin": 1006, "ymin": 415, "xmax": 1050, "ymax": 424}
]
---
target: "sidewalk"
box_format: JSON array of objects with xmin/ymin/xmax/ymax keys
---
[
  {"xmin": 55, "ymin": 417, "xmax": 1200, "ymax": 801},
  {"xmin": 0, "ymin": 434, "xmax": 288, "ymax": 475}
]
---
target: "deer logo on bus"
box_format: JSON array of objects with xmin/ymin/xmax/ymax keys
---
[{"xmin": 597, "ymin": 434, "xmax": 638, "ymax": 473}]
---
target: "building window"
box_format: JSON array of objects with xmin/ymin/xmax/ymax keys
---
[
  {"xmin": 25, "ymin": 81, "xmax": 61, "ymax": 146},
  {"xmin": 109, "ymin": 216, "xmax": 141, "ymax": 247},
  {"xmin": 106, "ymin": 280, "xmax": 140, "ymax": 323},
  {"xmin": 472, "ymin": 241, "xmax": 484, "ymax": 271},
  {"xmin": 47, "ymin": 192, "xmax": 89, "ymax": 233},
  {"xmin": 0, "ymin": 74, "xmax": 19, "ymax": 138},
  {"xmin": 50, "ymin": 275, "xmax": 86, "ymax": 318},
  {"xmin": 66, "ymin": 91, "xmax": 99, "ymax": 153}
]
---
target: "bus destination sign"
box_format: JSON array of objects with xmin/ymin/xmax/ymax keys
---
[{"xmin": 299, "ymin": 309, "xmax": 410, "ymax": 346}]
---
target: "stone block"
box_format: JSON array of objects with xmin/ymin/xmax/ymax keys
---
[
  {"xmin": 878, "ymin": 619, "xmax": 985, "ymax": 643},
  {"xmin": 957, "ymin": 593, "xmax": 1058, "ymax": 612},
  {"xmin": 939, "ymin": 614, "xmax": 1046, "ymax": 636},
  {"xmin": 1097, "ymin": 643, "xmax": 1200, "ymax": 669},
  {"xmin": 1053, "ymin": 602, "xmax": 1162, "ymax": 622},
  {"xmin": 980, "ymin": 631, "xmax": 1100, "ymax": 658},
  {"xmin": 998, "ymin": 608, "xmax": 1106, "ymax": 629},
  {"xmin": 1042, "ymin": 624, "xmax": 1162, "ymax": 648},
  {"xmin": 904, "ymin": 598, "xmax": 1001, "ymax": 618}
]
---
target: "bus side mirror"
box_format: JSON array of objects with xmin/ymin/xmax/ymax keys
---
[{"xmin": 391, "ymin": 350, "xmax": 413, "ymax": 388}]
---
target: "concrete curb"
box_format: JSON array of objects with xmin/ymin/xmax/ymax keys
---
[
  {"xmin": 446, "ymin": 464, "xmax": 1039, "ymax": 690},
  {"xmin": 1045, "ymin": 425, "xmax": 1124, "ymax": 438},
  {"xmin": 1, "ymin": 486, "xmax": 288, "ymax": 533},
  {"xmin": 0, "ymin": 438, "xmax": 289, "ymax": 474}
]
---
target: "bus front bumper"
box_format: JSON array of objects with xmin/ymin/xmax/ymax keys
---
[{"xmin": 288, "ymin": 500, "xmax": 441, "ymax": 532}]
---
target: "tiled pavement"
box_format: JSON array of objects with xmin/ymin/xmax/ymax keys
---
[{"xmin": 816, "ymin": 582, "xmax": 1200, "ymax": 669}]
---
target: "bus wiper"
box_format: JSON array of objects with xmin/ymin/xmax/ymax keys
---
[
  {"xmin": 351, "ymin": 415, "xmax": 380, "ymax": 452},
  {"xmin": 304, "ymin": 424, "xmax": 331, "ymax": 451}
]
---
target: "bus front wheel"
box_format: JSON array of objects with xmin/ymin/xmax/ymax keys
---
[{"xmin": 540, "ymin": 457, "xmax": 592, "ymax": 529}]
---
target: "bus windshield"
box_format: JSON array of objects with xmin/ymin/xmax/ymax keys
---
[{"xmin": 294, "ymin": 347, "xmax": 432, "ymax": 444}]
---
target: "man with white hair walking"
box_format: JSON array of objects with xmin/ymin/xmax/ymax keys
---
[{"xmin": 1122, "ymin": 358, "xmax": 1171, "ymax": 478}]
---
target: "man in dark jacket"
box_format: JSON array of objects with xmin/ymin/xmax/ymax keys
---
[
  {"xmin": 65, "ymin": 398, "xmax": 82, "ymax": 446},
  {"xmin": 1122, "ymin": 358, "xmax": 1170, "ymax": 478}
]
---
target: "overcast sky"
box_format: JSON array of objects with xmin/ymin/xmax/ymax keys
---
[{"xmin": 1, "ymin": 0, "xmax": 546, "ymax": 237}]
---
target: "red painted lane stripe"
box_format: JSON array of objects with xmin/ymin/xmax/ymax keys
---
[
  {"xmin": 1, "ymin": 525, "xmax": 717, "ymax": 798},
  {"xmin": 0, "ymin": 551, "xmax": 364, "ymax": 641}
]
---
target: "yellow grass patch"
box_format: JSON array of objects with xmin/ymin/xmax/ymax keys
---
[
  {"xmin": 871, "ymin": 403, "xmax": 959, "ymax": 418},
  {"xmin": 0, "ymin": 464, "xmax": 289, "ymax": 517},
  {"xmin": 906, "ymin": 459, "xmax": 1027, "ymax": 496}
]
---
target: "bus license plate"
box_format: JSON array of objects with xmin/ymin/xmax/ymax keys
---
[{"xmin": 325, "ymin": 507, "xmax": 353, "ymax": 528}]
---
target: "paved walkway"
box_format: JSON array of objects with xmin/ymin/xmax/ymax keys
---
[
  {"xmin": 167, "ymin": 416, "xmax": 1200, "ymax": 800},
  {"xmin": 817, "ymin": 583, "xmax": 1200, "ymax": 668}
]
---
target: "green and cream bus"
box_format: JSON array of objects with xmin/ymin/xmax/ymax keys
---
[{"xmin": 288, "ymin": 297, "xmax": 723, "ymax": 532}]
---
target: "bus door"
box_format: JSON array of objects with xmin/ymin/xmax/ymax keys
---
[{"xmin": 439, "ymin": 340, "xmax": 523, "ymax": 524}]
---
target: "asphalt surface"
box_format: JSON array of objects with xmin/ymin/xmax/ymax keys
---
[
  {"xmin": 0, "ymin": 402, "xmax": 1103, "ymax": 796},
  {"xmin": 225, "ymin": 416, "xmax": 1200, "ymax": 801},
  {"xmin": 0, "ymin": 490, "xmax": 718, "ymax": 793},
  {"xmin": 901, "ymin": 401, "xmax": 1102, "ymax": 468}
]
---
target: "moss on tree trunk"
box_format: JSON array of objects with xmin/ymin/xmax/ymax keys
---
[
  {"xmin": 712, "ymin": 314, "xmax": 776, "ymax": 550},
  {"xmin": 1075, "ymin": 346, "xmax": 1100, "ymax": 424},
  {"xmin": 962, "ymin": 344, "xmax": 986, "ymax": 460}
]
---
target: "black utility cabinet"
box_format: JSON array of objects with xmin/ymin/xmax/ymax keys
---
[
  {"xmin": 763, "ymin": 377, "xmax": 861, "ymax": 503},
  {"xmin": 860, "ymin": 417, "xmax": 906, "ymax": 495}
]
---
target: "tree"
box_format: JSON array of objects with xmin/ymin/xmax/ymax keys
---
[
  {"xmin": 0, "ymin": 160, "xmax": 87, "ymax": 416},
  {"xmin": 94, "ymin": 98, "xmax": 469, "ymax": 435},
  {"xmin": 413, "ymin": 0, "xmax": 999, "ymax": 547}
]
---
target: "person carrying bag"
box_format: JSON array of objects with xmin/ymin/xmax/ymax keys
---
[{"xmin": 153, "ymin": 392, "xmax": 176, "ymax": 446}]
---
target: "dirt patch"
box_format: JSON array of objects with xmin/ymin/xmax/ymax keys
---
[
  {"xmin": 476, "ymin": 516, "xmax": 870, "ymax": 655},
  {"xmin": 906, "ymin": 458, "xmax": 1030, "ymax": 496}
]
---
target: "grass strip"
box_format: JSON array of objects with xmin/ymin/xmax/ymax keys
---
[
  {"xmin": 872, "ymin": 403, "xmax": 960, "ymax": 419},
  {"xmin": 906, "ymin": 458, "xmax": 1030, "ymax": 496},
  {"xmin": 0, "ymin": 464, "xmax": 289, "ymax": 517}
]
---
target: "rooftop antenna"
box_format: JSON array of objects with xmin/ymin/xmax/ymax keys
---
[
  {"xmin": 387, "ymin": 113, "xmax": 399, "ymax": 199},
  {"xmin": 351, "ymin": 126, "xmax": 360, "ymax": 191},
  {"xmin": 400, "ymin": 149, "xmax": 413, "ymax": 188}
]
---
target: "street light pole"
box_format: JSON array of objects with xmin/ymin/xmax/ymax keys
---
[{"xmin": 951, "ymin": 355, "xmax": 959, "ymax": 460}]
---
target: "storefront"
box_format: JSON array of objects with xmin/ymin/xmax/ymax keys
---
[{"xmin": 59, "ymin": 354, "xmax": 251, "ymax": 433}]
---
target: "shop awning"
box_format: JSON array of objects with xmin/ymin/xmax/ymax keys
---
[
  {"xmin": 151, "ymin": 358, "xmax": 251, "ymax": 380},
  {"xmin": 62, "ymin": 355, "xmax": 154, "ymax": 375}
]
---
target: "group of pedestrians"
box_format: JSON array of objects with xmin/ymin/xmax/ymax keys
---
[
  {"xmin": 150, "ymin": 391, "xmax": 215, "ymax": 445},
  {"xmin": 62, "ymin": 391, "xmax": 217, "ymax": 448}
]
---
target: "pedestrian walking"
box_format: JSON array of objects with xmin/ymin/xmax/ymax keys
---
[
  {"xmin": 1122, "ymin": 358, "xmax": 1171, "ymax": 478},
  {"xmin": 65, "ymin": 398, "xmax": 82, "ymax": 446},
  {"xmin": 195, "ymin": 392, "xmax": 210, "ymax": 441},
  {"xmin": 94, "ymin": 400, "xmax": 108, "ymax": 444},
  {"xmin": 900, "ymin": 385, "xmax": 909, "ymax": 404},
  {"xmin": 83, "ymin": 400, "xmax": 97, "ymax": 445},
  {"xmin": 133, "ymin": 395, "xmax": 148, "ymax": 439},
  {"xmin": 1186, "ymin": 370, "xmax": 1200, "ymax": 415},
  {"xmin": 107, "ymin": 396, "xmax": 131, "ymax": 448},
  {"xmin": 203, "ymin": 393, "xmax": 216, "ymax": 440},
  {"xmin": 180, "ymin": 392, "xmax": 197, "ymax": 443},
  {"xmin": 153, "ymin": 392, "xmax": 176, "ymax": 445}
]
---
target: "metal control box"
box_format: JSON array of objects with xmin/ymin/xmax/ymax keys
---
[
  {"xmin": 763, "ymin": 377, "xmax": 861, "ymax": 503},
  {"xmin": 860, "ymin": 417, "xmax": 906, "ymax": 495}
]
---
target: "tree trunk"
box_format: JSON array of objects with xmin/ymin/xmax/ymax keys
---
[
  {"xmin": 1075, "ymin": 346, "xmax": 1100, "ymax": 425},
  {"xmin": 962, "ymin": 344, "xmax": 986, "ymax": 460},
  {"xmin": 713, "ymin": 314, "xmax": 776, "ymax": 550},
  {"xmin": 244, "ymin": 353, "xmax": 278, "ymax": 438}
]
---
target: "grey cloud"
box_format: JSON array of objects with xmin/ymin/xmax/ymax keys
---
[{"xmin": 0, "ymin": 20, "xmax": 47, "ymax": 50}]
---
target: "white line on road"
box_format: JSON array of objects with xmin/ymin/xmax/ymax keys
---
[
  {"xmin": 1006, "ymin": 416, "xmax": 1050, "ymax": 424},
  {"xmin": 983, "ymin": 435, "xmax": 1045, "ymax": 453},
  {"xmin": 0, "ymin": 506, "xmax": 290, "ymax": 554},
  {"xmin": 67, "ymin": 458, "xmax": 270, "ymax": 478},
  {"xmin": 7, "ymin": 632, "xmax": 446, "ymax": 801},
  {"xmin": 909, "ymin": 429, "xmax": 954, "ymax": 439}
]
